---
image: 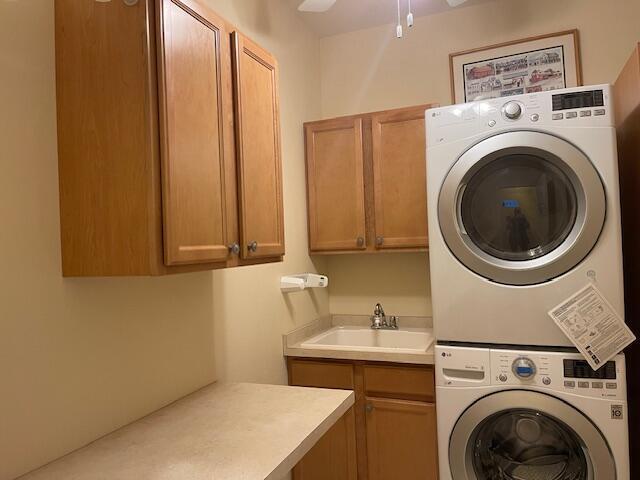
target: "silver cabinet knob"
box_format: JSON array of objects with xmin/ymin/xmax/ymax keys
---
[
  {"xmin": 356, "ymin": 236, "xmax": 365, "ymax": 247},
  {"xmin": 228, "ymin": 243, "xmax": 240, "ymax": 255},
  {"xmin": 248, "ymin": 241, "xmax": 258, "ymax": 253},
  {"xmin": 376, "ymin": 236, "xmax": 384, "ymax": 246},
  {"xmin": 365, "ymin": 403, "xmax": 374, "ymax": 413}
]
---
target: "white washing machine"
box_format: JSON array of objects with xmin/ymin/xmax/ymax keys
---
[
  {"xmin": 436, "ymin": 344, "xmax": 630, "ymax": 480},
  {"xmin": 425, "ymin": 85, "xmax": 624, "ymax": 347}
]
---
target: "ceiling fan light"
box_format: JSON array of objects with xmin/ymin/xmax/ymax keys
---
[{"xmin": 446, "ymin": 0, "xmax": 469, "ymax": 6}]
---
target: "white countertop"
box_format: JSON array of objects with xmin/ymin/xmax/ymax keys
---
[
  {"xmin": 18, "ymin": 383, "xmax": 354, "ymax": 480},
  {"xmin": 283, "ymin": 315, "xmax": 435, "ymax": 365}
]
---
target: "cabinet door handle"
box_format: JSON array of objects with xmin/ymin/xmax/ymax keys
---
[
  {"xmin": 248, "ymin": 241, "xmax": 258, "ymax": 253},
  {"xmin": 356, "ymin": 236, "xmax": 365, "ymax": 247},
  {"xmin": 365, "ymin": 403, "xmax": 374, "ymax": 413},
  {"xmin": 228, "ymin": 243, "xmax": 240, "ymax": 255},
  {"xmin": 376, "ymin": 236, "xmax": 384, "ymax": 246}
]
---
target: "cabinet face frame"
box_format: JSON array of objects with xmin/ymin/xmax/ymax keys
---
[
  {"xmin": 156, "ymin": 0, "xmax": 235, "ymax": 266},
  {"xmin": 231, "ymin": 31, "xmax": 285, "ymax": 260},
  {"xmin": 305, "ymin": 117, "xmax": 368, "ymax": 252},
  {"xmin": 371, "ymin": 106, "xmax": 434, "ymax": 250}
]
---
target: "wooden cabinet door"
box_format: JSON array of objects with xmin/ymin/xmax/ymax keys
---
[
  {"xmin": 157, "ymin": 0, "xmax": 234, "ymax": 265},
  {"xmin": 305, "ymin": 118, "xmax": 367, "ymax": 252},
  {"xmin": 232, "ymin": 31, "xmax": 285, "ymax": 259},
  {"xmin": 371, "ymin": 107, "xmax": 430, "ymax": 249},
  {"xmin": 365, "ymin": 398, "xmax": 438, "ymax": 480},
  {"xmin": 293, "ymin": 408, "xmax": 358, "ymax": 480}
]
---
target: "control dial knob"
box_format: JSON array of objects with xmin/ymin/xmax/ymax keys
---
[
  {"xmin": 512, "ymin": 357, "xmax": 536, "ymax": 379},
  {"xmin": 503, "ymin": 101, "xmax": 523, "ymax": 120}
]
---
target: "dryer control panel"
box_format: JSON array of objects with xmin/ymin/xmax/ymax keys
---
[
  {"xmin": 436, "ymin": 345, "xmax": 626, "ymax": 400},
  {"xmin": 426, "ymin": 84, "xmax": 614, "ymax": 147}
]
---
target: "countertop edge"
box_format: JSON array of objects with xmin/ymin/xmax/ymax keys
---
[
  {"xmin": 284, "ymin": 345, "xmax": 435, "ymax": 365},
  {"xmin": 264, "ymin": 390, "xmax": 355, "ymax": 480}
]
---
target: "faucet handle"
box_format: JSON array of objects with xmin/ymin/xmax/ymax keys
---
[
  {"xmin": 373, "ymin": 303, "xmax": 385, "ymax": 317},
  {"xmin": 388, "ymin": 316, "xmax": 398, "ymax": 329}
]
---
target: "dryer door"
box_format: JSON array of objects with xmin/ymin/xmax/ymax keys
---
[
  {"xmin": 438, "ymin": 131, "xmax": 606, "ymax": 285},
  {"xmin": 449, "ymin": 390, "xmax": 615, "ymax": 480}
]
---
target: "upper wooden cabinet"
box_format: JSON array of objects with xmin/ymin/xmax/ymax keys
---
[
  {"xmin": 371, "ymin": 107, "xmax": 429, "ymax": 250},
  {"xmin": 157, "ymin": 0, "xmax": 233, "ymax": 265},
  {"xmin": 305, "ymin": 117, "xmax": 367, "ymax": 252},
  {"xmin": 55, "ymin": 0, "xmax": 284, "ymax": 276},
  {"xmin": 304, "ymin": 104, "xmax": 437, "ymax": 255},
  {"xmin": 232, "ymin": 32, "xmax": 285, "ymax": 259}
]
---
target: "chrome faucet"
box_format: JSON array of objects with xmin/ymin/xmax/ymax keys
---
[{"xmin": 370, "ymin": 303, "xmax": 399, "ymax": 330}]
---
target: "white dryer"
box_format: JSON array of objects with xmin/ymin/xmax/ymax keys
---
[
  {"xmin": 436, "ymin": 344, "xmax": 630, "ymax": 480},
  {"xmin": 426, "ymin": 85, "xmax": 624, "ymax": 347}
]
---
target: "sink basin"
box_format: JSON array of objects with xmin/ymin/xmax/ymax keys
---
[{"xmin": 300, "ymin": 326, "xmax": 433, "ymax": 354}]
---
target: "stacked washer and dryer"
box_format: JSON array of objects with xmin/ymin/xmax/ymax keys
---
[{"xmin": 425, "ymin": 85, "xmax": 631, "ymax": 479}]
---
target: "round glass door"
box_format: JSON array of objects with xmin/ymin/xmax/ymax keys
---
[
  {"xmin": 438, "ymin": 131, "xmax": 606, "ymax": 285},
  {"xmin": 449, "ymin": 391, "xmax": 616, "ymax": 480},
  {"xmin": 472, "ymin": 409, "xmax": 588, "ymax": 479}
]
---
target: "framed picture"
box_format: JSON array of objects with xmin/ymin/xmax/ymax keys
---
[{"xmin": 449, "ymin": 30, "xmax": 582, "ymax": 104}]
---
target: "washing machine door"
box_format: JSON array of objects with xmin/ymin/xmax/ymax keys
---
[
  {"xmin": 449, "ymin": 390, "xmax": 615, "ymax": 480},
  {"xmin": 438, "ymin": 130, "xmax": 606, "ymax": 285}
]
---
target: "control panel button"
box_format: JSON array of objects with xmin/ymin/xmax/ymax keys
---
[
  {"xmin": 580, "ymin": 110, "xmax": 592, "ymax": 117},
  {"xmin": 503, "ymin": 101, "xmax": 522, "ymax": 120},
  {"xmin": 498, "ymin": 374, "xmax": 508, "ymax": 382},
  {"xmin": 530, "ymin": 113, "xmax": 539, "ymax": 122},
  {"xmin": 542, "ymin": 377, "xmax": 551, "ymax": 386},
  {"xmin": 606, "ymin": 382, "xmax": 617, "ymax": 389},
  {"xmin": 565, "ymin": 112, "xmax": 578, "ymax": 119},
  {"xmin": 564, "ymin": 380, "xmax": 575, "ymax": 388},
  {"xmin": 578, "ymin": 381, "xmax": 590, "ymax": 388},
  {"xmin": 552, "ymin": 113, "xmax": 563, "ymax": 120},
  {"xmin": 594, "ymin": 108, "xmax": 606, "ymax": 116},
  {"xmin": 512, "ymin": 357, "xmax": 536, "ymax": 379},
  {"xmin": 488, "ymin": 120, "xmax": 496, "ymax": 127},
  {"xmin": 592, "ymin": 382, "xmax": 604, "ymax": 389}
]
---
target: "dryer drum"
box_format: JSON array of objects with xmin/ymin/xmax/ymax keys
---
[{"xmin": 438, "ymin": 131, "xmax": 606, "ymax": 285}]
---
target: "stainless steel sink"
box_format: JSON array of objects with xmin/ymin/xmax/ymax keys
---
[{"xmin": 300, "ymin": 326, "xmax": 433, "ymax": 354}]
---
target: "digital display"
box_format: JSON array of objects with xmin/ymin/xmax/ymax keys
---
[
  {"xmin": 552, "ymin": 90, "xmax": 604, "ymax": 111},
  {"xmin": 563, "ymin": 359, "xmax": 616, "ymax": 379}
]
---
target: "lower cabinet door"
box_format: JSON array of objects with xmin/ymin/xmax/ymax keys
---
[
  {"xmin": 293, "ymin": 408, "xmax": 357, "ymax": 480},
  {"xmin": 365, "ymin": 397, "xmax": 438, "ymax": 480}
]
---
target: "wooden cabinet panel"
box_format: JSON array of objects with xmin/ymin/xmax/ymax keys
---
[
  {"xmin": 56, "ymin": 0, "xmax": 162, "ymax": 276},
  {"xmin": 289, "ymin": 359, "xmax": 355, "ymax": 390},
  {"xmin": 371, "ymin": 107, "xmax": 429, "ymax": 249},
  {"xmin": 293, "ymin": 408, "xmax": 357, "ymax": 480},
  {"xmin": 232, "ymin": 31, "xmax": 284, "ymax": 259},
  {"xmin": 365, "ymin": 398, "xmax": 438, "ymax": 480},
  {"xmin": 157, "ymin": 0, "xmax": 233, "ymax": 265},
  {"xmin": 364, "ymin": 364, "xmax": 435, "ymax": 402},
  {"xmin": 305, "ymin": 118, "xmax": 367, "ymax": 252}
]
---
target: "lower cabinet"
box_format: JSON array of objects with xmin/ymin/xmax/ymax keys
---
[
  {"xmin": 288, "ymin": 358, "xmax": 438, "ymax": 480},
  {"xmin": 365, "ymin": 398, "xmax": 438, "ymax": 480},
  {"xmin": 292, "ymin": 408, "xmax": 358, "ymax": 480}
]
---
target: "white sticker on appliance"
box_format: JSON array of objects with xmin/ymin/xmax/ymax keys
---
[{"xmin": 548, "ymin": 284, "xmax": 636, "ymax": 370}]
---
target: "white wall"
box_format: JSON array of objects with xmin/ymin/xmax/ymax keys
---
[
  {"xmin": 321, "ymin": 0, "xmax": 640, "ymax": 317},
  {"xmin": 0, "ymin": 1, "xmax": 326, "ymax": 478}
]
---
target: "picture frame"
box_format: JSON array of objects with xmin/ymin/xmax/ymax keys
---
[{"xmin": 449, "ymin": 30, "xmax": 582, "ymax": 104}]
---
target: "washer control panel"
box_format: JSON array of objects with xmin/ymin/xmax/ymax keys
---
[{"xmin": 435, "ymin": 345, "xmax": 626, "ymax": 400}]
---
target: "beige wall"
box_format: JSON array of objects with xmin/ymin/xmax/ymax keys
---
[
  {"xmin": 321, "ymin": 0, "xmax": 640, "ymax": 317},
  {"xmin": 0, "ymin": 1, "xmax": 325, "ymax": 479}
]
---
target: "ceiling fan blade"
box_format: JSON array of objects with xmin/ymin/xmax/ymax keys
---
[
  {"xmin": 298, "ymin": 0, "xmax": 337, "ymax": 12},
  {"xmin": 446, "ymin": 0, "xmax": 468, "ymax": 6}
]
